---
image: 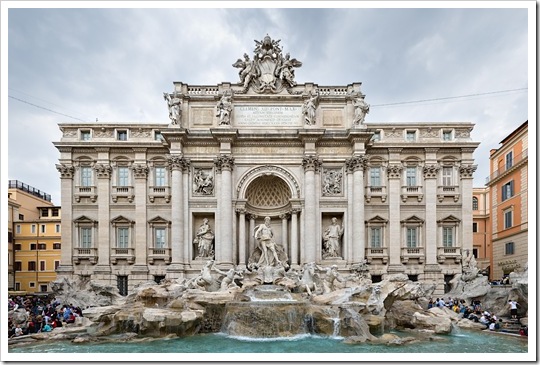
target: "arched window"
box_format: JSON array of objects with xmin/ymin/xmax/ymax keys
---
[{"xmin": 472, "ymin": 197, "xmax": 479, "ymax": 210}]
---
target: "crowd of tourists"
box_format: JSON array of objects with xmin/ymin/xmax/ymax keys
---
[
  {"xmin": 426, "ymin": 297, "xmax": 526, "ymax": 335},
  {"xmin": 8, "ymin": 295, "xmax": 83, "ymax": 338}
]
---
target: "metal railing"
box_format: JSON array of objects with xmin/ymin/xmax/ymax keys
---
[
  {"xmin": 8, "ymin": 180, "xmax": 52, "ymax": 202},
  {"xmin": 486, "ymin": 149, "xmax": 528, "ymax": 184}
]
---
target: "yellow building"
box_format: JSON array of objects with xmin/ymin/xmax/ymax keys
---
[
  {"xmin": 9, "ymin": 180, "xmax": 60, "ymax": 293},
  {"xmin": 485, "ymin": 121, "xmax": 528, "ymax": 281}
]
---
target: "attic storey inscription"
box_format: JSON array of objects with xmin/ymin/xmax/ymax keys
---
[{"xmin": 234, "ymin": 105, "xmax": 302, "ymax": 127}]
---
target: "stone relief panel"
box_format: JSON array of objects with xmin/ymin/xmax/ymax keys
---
[
  {"xmin": 193, "ymin": 168, "xmax": 215, "ymax": 196},
  {"xmin": 322, "ymin": 109, "xmax": 343, "ymax": 126},
  {"xmin": 130, "ymin": 129, "xmax": 152, "ymax": 138},
  {"xmin": 192, "ymin": 108, "xmax": 215, "ymax": 126},
  {"xmin": 94, "ymin": 129, "xmax": 114, "ymax": 138},
  {"xmin": 322, "ymin": 168, "xmax": 343, "ymax": 196}
]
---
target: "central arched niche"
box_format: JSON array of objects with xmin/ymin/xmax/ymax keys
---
[{"xmin": 245, "ymin": 175, "xmax": 292, "ymax": 216}]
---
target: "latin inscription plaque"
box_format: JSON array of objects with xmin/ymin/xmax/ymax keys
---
[{"xmin": 234, "ymin": 105, "xmax": 302, "ymax": 127}]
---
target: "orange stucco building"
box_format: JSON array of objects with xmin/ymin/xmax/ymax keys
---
[{"xmin": 485, "ymin": 121, "xmax": 528, "ymax": 281}]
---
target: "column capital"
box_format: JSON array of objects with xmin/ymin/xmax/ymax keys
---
[
  {"xmin": 56, "ymin": 164, "xmax": 74, "ymax": 179},
  {"xmin": 235, "ymin": 207, "xmax": 247, "ymax": 215},
  {"xmin": 302, "ymin": 154, "xmax": 322, "ymax": 172},
  {"xmin": 167, "ymin": 155, "xmax": 190, "ymax": 171},
  {"xmin": 346, "ymin": 155, "xmax": 367, "ymax": 172},
  {"xmin": 290, "ymin": 207, "xmax": 302, "ymax": 215},
  {"xmin": 279, "ymin": 213, "xmax": 290, "ymax": 220},
  {"xmin": 247, "ymin": 214, "xmax": 258, "ymax": 221},
  {"xmin": 214, "ymin": 154, "xmax": 235, "ymax": 172},
  {"xmin": 94, "ymin": 163, "xmax": 112, "ymax": 179},
  {"xmin": 459, "ymin": 164, "xmax": 477, "ymax": 179},
  {"xmin": 386, "ymin": 163, "xmax": 403, "ymax": 179},
  {"xmin": 132, "ymin": 163, "xmax": 149, "ymax": 179},
  {"xmin": 423, "ymin": 164, "xmax": 440, "ymax": 179}
]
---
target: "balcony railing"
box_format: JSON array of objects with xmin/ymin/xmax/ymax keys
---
[
  {"xmin": 401, "ymin": 247, "xmax": 425, "ymax": 264},
  {"xmin": 365, "ymin": 247, "xmax": 388, "ymax": 264},
  {"xmin": 401, "ymin": 186, "xmax": 423, "ymax": 202},
  {"xmin": 111, "ymin": 186, "xmax": 134, "ymax": 203},
  {"xmin": 111, "ymin": 247, "xmax": 135, "ymax": 264},
  {"xmin": 365, "ymin": 186, "xmax": 387, "ymax": 203},
  {"xmin": 437, "ymin": 246, "xmax": 462, "ymax": 264},
  {"xmin": 148, "ymin": 247, "xmax": 171, "ymax": 264},
  {"xmin": 485, "ymin": 149, "xmax": 528, "ymax": 184},
  {"xmin": 148, "ymin": 186, "xmax": 171, "ymax": 203},
  {"xmin": 74, "ymin": 186, "xmax": 97, "ymax": 203},
  {"xmin": 437, "ymin": 185, "xmax": 460, "ymax": 202},
  {"xmin": 73, "ymin": 247, "xmax": 98, "ymax": 264}
]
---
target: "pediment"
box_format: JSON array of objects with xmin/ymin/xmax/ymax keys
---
[
  {"xmin": 111, "ymin": 215, "xmax": 134, "ymax": 224},
  {"xmin": 148, "ymin": 216, "xmax": 170, "ymax": 224},
  {"xmin": 437, "ymin": 215, "xmax": 461, "ymax": 224},
  {"xmin": 366, "ymin": 215, "xmax": 388, "ymax": 224},
  {"xmin": 400, "ymin": 215, "xmax": 424, "ymax": 224},
  {"xmin": 73, "ymin": 215, "xmax": 97, "ymax": 223}
]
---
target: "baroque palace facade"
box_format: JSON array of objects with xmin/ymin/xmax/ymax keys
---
[{"xmin": 54, "ymin": 36, "xmax": 478, "ymax": 295}]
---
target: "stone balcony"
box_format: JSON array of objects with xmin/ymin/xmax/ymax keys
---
[
  {"xmin": 400, "ymin": 247, "xmax": 425, "ymax": 264},
  {"xmin": 73, "ymin": 247, "xmax": 98, "ymax": 264},
  {"xmin": 437, "ymin": 185, "xmax": 460, "ymax": 202},
  {"xmin": 437, "ymin": 246, "xmax": 462, "ymax": 264},
  {"xmin": 365, "ymin": 186, "xmax": 387, "ymax": 203},
  {"xmin": 111, "ymin": 186, "xmax": 134, "ymax": 203},
  {"xmin": 111, "ymin": 247, "xmax": 135, "ymax": 264},
  {"xmin": 74, "ymin": 186, "xmax": 97, "ymax": 203},
  {"xmin": 148, "ymin": 247, "xmax": 172, "ymax": 264},
  {"xmin": 148, "ymin": 186, "xmax": 171, "ymax": 203},
  {"xmin": 365, "ymin": 247, "xmax": 388, "ymax": 264},
  {"xmin": 401, "ymin": 186, "xmax": 423, "ymax": 202}
]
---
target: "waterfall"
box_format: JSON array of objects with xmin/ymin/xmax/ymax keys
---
[
  {"xmin": 450, "ymin": 322, "xmax": 465, "ymax": 336},
  {"xmin": 332, "ymin": 317, "xmax": 341, "ymax": 338},
  {"xmin": 303, "ymin": 314, "xmax": 315, "ymax": 334}
]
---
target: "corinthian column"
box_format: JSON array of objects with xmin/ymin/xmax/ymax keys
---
[
  {"xmin": 132, "ymin": 163, "xmax": 149, "ymax": 267},
  {"xmin": 386, "ymin": 163, "xmax": 403, "ymax": 270},
  {"xmin": 167, "ymin": 155, "xmax": 189, "ymax": 276},
  {"xmin": 236, "ymin": 208, "xmax": 246, "ymax": 266},
  {"xmin": 346, "ymin": 155, "xmax": 366, "ymax": 263},
  {"xmin": 460, "ymin": 164, "xmax": 477, "ymax": 253},
  {"xmin": 215, "ymin": 154, "xmax": 235, "ymax": 266},
  {"xmin": 56, "ymin": 163, "xmax": 75, "ymax": 276},
  {"xmin": 94, "ymin": 162, "xmax": 112, "ymax": 269},
  {"xmin": 423, "ymin": 163, "xmax": 440, "ymax": 265},
  {"xmin": 302, "ymin": 155, "xmax": 321, "ymax": 263}
]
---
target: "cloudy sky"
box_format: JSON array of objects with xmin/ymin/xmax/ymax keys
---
[{"xmin": 4, "ymin": 3, "xmax": 533, "ymax": 205}]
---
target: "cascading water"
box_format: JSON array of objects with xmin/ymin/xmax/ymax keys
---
[{"xmin": 332, "ymin": 317, "xmax": 341, "ymax": 338}]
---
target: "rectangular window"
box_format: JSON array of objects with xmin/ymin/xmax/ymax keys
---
[
  {"xmin": 473, "ymin": 248, "xmax": 478, "ymax": 258},
  {"xmin": 14, "ymin": 262, "xmax": 22, "ymax": 271},
  {"xmin": 80, "ymin": 130, "xmax": 91, "ymax": 141},
  {"xmin": 501, "ymin": 180, "xmax": 514, "ymax": 201},
  {"xmin": 406, "ymin": 130, "xmax": 416, "ymax": 142},
  {"xmin": 505, "ymin": 151, "xmax": 513, "ymax": 170},
  {"xmin": 55, "ymin": 261, "xmax": 60, "ymax": 270},
  {"xmin": 52, "ymin": 208, "xmax": 59, "ymax": 217},
  {"xmin": 505, "ymin": 242, "xmax": 514, "ymax": 255},
  {"xmin": 371, "ymin": 227, "xmax": 382, "ymax": 248},
  {"xmin": 15, "ymin": 283, "xmax": 21, "ymax": 291},
  {"xmin": 16, "ymin": 225, "xmax": 21, "ymax": 234},
  {"xmin": 28, "ymin": 261, "xmax": 36, "ymax": 271},
  {"xmin": 53, "ymin": 243, "xmax": 61, "ymax": 249},
  {"xmin": 155, "ymin": 228, "xmax": 166, "ymax": 248},
  {"xmin": 370, "ymin": 167, "xmax": 381, "ymax": 186},
  {"xmin": 55, "ymin": 224, "xmax": 61, "ymax": 233},
  {"xmin": 81, "ymin": 166, "xmax": 93, "ymax": 187},
  {"xmin": 40, "ymin": 224, "xmax": 46, "ymax": 233},
  {"xmin": 117, "ymin": 227, "xmax": 129, "ymax": 248},
  {"xmin": 40, "ymin": 285, "xmax": 48, "ymax": 293},
  {"xmin": 472, "ymin": 222, "xmax": 478, "ymax": 233},
  {"xmin": 406, "ymin": 227, "xmax": 417, "ymax": 248},
  {"xmin": 18, "ymin": 214, "xmax": 24, "ymax": 221},
  {"xmin": 41, "ymin": 209, "xmax": 49, "ymax": 217},
  {"xmin": 117, "ymin": 276, "xmax": 128, "ymax": 296},
  {"xmin": 442, "ymin": 167, "xmax": 453, "ymax": 186},
  {"xmin": 442, "ymin": 130, "xmax": 452, "ymax": 141},
  {"xmin": 81, "ymin": 227, "xmax": 92, "ymax": 248},
  {"xmin": 40, "ymin": 261, "xmax": 46, "ymax": 271},
  {"xmin": 31, "ymin": 224, "xmax": 36, "ymax": 234},
  {"xmin": 472, "ymin": 197, "xmax": 479, "ymax": 210},
  {"xmin": 15, "ymin": 244, "xmax": 21, "ymax": 251},
  {"xmin": 154, "ymin": 131, "xmax": 164, "ymax": 141},
  {"xmin": 371, "ymin": 131, "xmax": 381, "ymax": 141},
  {"xmin": 117, "ymin": 130, "xmax": 128, "ymax": 141},
  {"xmin": 406, "ymin": 167, "xmax": 416, "ymax": 186},
  {"xmin": 155, "ymin": 167, "xmax": 166, "ymax": 187},
  {"xmin": 38, "ymin": 243, "xmax": 46, "ymax": 250},
  {"xmin": 504, "ymin": 210, "xmax": 513, "ymax": 229},
  {"xmin": 29, "ymin": 282, "xmax": 35, "ymax": 288},
  {"xmin": 442, "ymin": 227, "xmax": 453, "ymax": 247},
  {"xmin": 30, "ymin": 243, "xmax": 37, "ymax": 250},
  {"xmin": 117, "ymin": 167, "xmax": 129, "ymax": 187}
]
